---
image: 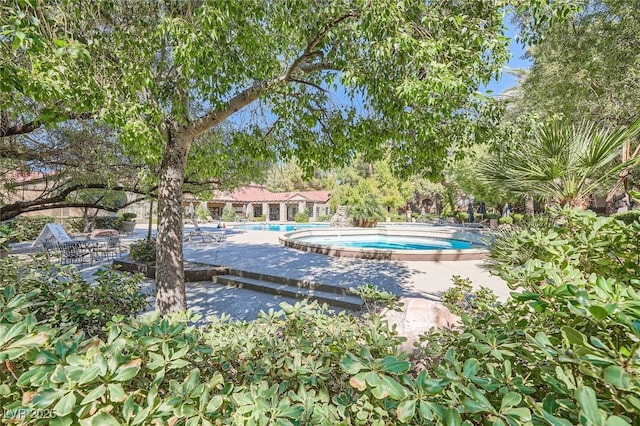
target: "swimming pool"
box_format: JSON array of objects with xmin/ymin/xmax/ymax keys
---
[
  {"xmin": 280, "ymin": 228, "xmax": 487, "ymax": 261},
  {"xmin": 296, "ymin": 235, "xmax": 473, "ymax": 250},
  {"xmin": 234, "ymin": 223, "xmax": 330, "ymax": 232}
]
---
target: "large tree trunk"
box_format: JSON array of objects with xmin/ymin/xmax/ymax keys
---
[{"xmin": 155, "ymin": 123, "xmax": 190, "ymax": 315}]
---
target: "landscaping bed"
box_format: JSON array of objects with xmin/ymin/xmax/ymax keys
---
[{"xmin": 113, "ymin": 258, "xmax": 228, "ymax": 281}]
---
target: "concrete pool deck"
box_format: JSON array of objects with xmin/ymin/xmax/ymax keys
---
[
  {"xmin": 180, "ymin": 224, "xmax": 510, "ymax": 303},
  {"xmin": 8, "ymin": 223, "xmax": 511, "ymax": 321}
]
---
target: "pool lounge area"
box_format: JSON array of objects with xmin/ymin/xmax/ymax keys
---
[{"xmin": 234, "ymin": 223, "xmax": 330, "ymax": 232}]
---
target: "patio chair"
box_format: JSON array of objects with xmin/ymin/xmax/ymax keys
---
[
  {"xmin": 93, "ymin": 234, "xmax": 123, "ymax": 261},
  {"xmin": 59, "ymin": 241, "xmax": 93, "ymax": 266},
  {"xmin": 184, "ymin": 230, "xmax": 225, "ymax": 243},
  {"xmin": 41, "ymin": 239, "xmax": 60, "ymax": 260}
]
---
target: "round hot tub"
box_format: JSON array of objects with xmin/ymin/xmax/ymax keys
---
[{"xmin": 279, "ymin": 227, "xmax": 488, "ymax": 261}]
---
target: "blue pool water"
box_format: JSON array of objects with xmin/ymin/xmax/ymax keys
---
[
  {"xmin": 235, "ymin": 223, "xmax": 331, "ymax": 232},
  {"xmin": 296, "ymin": 235, "xmax": 473, "ymax": 250}
]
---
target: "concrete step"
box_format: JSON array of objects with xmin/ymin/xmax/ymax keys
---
[
  {"xmin": 226, "ymin": 268, "xmax": 352, "ymax": 295},
  {"xmin": 212, "ymin": 274, "xmax": 364, "ymax": 311}
]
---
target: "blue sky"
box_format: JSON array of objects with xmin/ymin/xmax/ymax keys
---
[{"xmin": 484, "ymin": 23, "xmax": 531, "ymax": 95}]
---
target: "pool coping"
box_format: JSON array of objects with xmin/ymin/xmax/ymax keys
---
[{"xmin": 279, "ymin": 227, "xmax": 489, "ymax": 261}]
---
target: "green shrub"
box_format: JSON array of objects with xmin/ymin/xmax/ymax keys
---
[
  {"xmin": 414, "ymin": 208, "xmax": 640, "ymax": 425},
  {"xmin": 352, "ymin": 283, "xmax": 402, "ymax": 313},
  {"xmin": 121, "ymin": 212, "xmax": 137, "ymax": 221},
  {"xmin": 5, "ymin": 215, "xmax": 56, "ymax": 241},
  {"xmin": 511, "ymin": 212, "xmax": 524, "ymax": 224},
  {"xmin": 0, "ymin": 287, "xmax": 403, "ymax": 424},
  {"xmin": 253, "ymin": 214, "xmax": 267, "ymax": 222},
  {"xmin": 613, "ymin": 209, "xmax": 640, "ymax": 225},
  {"xmin": 441, "ymin": 275, "xmax": 498, "ymax": 316},
  {"xmin": 0, "ymin": 256, "xmax": 146, "ymax": 339},
  {"xmin": 221, "ymin": 205, "xmax": 236, "ymax": 222},
  {"xmin": 0, "ymin": 225, "xmax": 18, "ymax": 250},
  {"xmin": 196, "ymin": 203, "xmax": 210, "ymax": 221},
  {"xmin": 317, "ymin": 214, "xmax": 332, "ymax": 222},
  {"xmin": 455, "ymin": 211, "xmax": 468, "ymax": 223},
  {"xmin": 498, "ymin": 215, "xmax": 513, "ymax": 225},
  {"xmin": 128, "ymin": 238, "xmax": 156, "ymax": 264},
  {"xmin": 389, "ymin": 213, "xmax": 405, "ymax": 222},
  {"xmin": 294, "ymin": 211, "xmax": 309, "ymax": 223},
  {"xmin": 94, "ymin": 215, "xmax": 124, "ymax": 231},
  {"xmin": 61, "ymin": 217, "xmax": 85, "ymax": 233}
]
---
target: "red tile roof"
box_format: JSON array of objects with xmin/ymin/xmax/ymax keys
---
[{"xmin": 212, "ymin": 185, "xmax": 330, "ymax": 203}]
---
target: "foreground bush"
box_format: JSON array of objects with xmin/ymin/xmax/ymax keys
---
[
  {"xmin": 5, "ymin": 216, "xmax": 56, "ymax": 241},
  {"xmin": 415, "ymin": 208, "xmax": 640, "ymax": 424},
  {"xmin": 0, "ymin": 256, "xmax": 147, "ymax": 338},
  {"xmin": 1, "ymin": 286, "xmax": 403, "ymax": 424},
  {"xmin": 1, "ymin": 208, "xmax": 639, "ymax": 424}
]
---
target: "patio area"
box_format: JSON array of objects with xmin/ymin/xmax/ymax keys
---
[{"xmin": 9, "ymin": 222, "xmax": 509, "ymax": 321}]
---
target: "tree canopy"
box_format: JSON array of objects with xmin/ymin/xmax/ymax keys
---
[{"xmin": 1, "ymin": 0, "xmax": 579, "ymax": 314}]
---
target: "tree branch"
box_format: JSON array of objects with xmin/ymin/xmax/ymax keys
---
[
  {"xmin": 290, "ymin": 78, "xmax": 328, "ymax": 93},
  {"xmin": 185, "ymin": 13, "xmax": 356, "ymax": 141},
  {"xmin": 0, "ymin": 182, "xmax": 153, "ymax": 221},
  {"xmin": 0, "ymin": 111, "xmax": 94, "ymax": 138}
]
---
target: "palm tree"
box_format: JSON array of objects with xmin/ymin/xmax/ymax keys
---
[{"xmin": 479, "ymin": 118, "xmax": 640, "ymax": 209}]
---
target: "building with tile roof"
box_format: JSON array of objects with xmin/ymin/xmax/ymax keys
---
[{"xmin": 184, "ymin": 184, "xmax": 332, "ymax": 221}]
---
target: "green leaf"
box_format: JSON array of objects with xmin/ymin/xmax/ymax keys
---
[
  {"xmin": 49, "ymin": 417, "xmax": 73, "ymax": 426},
  {"xmin": 81, "ymin": 384, "xmax": 106, "ymax": 405},
  {"xmin": 603, "ymin": 366, "xmax": 632, "ymax": 390},
  {"xmin": 32, "ymin": 389, "xmax": 63, "ymax": 408},
  {"xmin": 87, "ymin": 412, "xmax": 121, "ymax": 426},
  {"xmin": 536, "ymin": 406, "xmax": 573, "ymax": 426},
  {"xmin": 588, "ymin": 306, "xmax": 609, "ymax": 320},
  {"xmin": 503, "ymin": 407, "xmax": 531, "ymax": 421},
  {"xmin": 349, "ymin": 372, "xmax": 368, "ymax": 392},
  {"xmin": 463, "ymin": 358, "xmax": 480, "ymax": 378},
  {"xmin": 444, "ymin": 407, "xmax": 462, "ymax": 426},
  {"xmin": 54, "ymin": 391, "xmax": 77, "ymax": 417},
  {"xmin": 396, "ymin": 400, "xmax": 416, "ymax": 422},
  {"xmin": 380, "ymin": 356, "xmax": 410, "ymax": 374},
  {"xmin": 605, "ymin": 416, "xmax": 631, "ymax": 426},
  {"xmin": 561, "ymin": 326, "xmax": 587, "ymax": 346},
  {"xmin": 576, "ymin": 386, "xmax": 603, "ymax": 426},
  {"xmin": 78, "ymin": 365, "xmax": 102, "ymax": 385},
  {"xmin": 111, "ymin": 362, "xmax": 140, "ymax": 382},
  {"xmin": 379, "ymin": 374, "xmax": 407, "ymax": 400},
  {"xmin": 500, "ymin": 392, "xmax": 522, "ymax": 412},
  {"xmin": 107, "ymin": 383, "xmax": 127, "ymax": 402},
  {"xmin": 206, "ymin": 395, "xmax": 223, "ymax": 413},
  {"xmin": 279, "ymin": 405, "xmax": 304, "ymax": 419},
  {"xmin": 341, "ymin": 353, "xmax": 363, "ymax": 375}
]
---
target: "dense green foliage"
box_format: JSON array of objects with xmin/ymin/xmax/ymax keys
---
[
  {"xmin": 519, "ymin": 0, "xmax": 640, "ymax": 128},
  {"xmin": 294, "ymin": 212, "xmax": 309, "ymax": 223},
  {"xmin": 2, "ymin": 209, "xmax": 639, "ymax": 425},
  {"xmin": 5, "ymin": 216, "xmax": 56, "ymax": 241},
  {"xmin": 93, "ymin": 216, "xmax": 125, "ymax": 232},
  {"xmin": 0, "ymin": 257, "xmax": 147, "ymax": 339},
  {"xmin": 416, "ymin": 208, "xmax": 640, "ymax": 424},
  {"xmin": 128, "ymin": 239, "xmax": 157, "ymax": 265},
  {"xmin": 612, "ymin": 210, "xmax": 640, "ymax": 225},
  {"xmin": 479, "ymin": 119, "xmax": 640, "ymax": 208},
  {"xmin": 221, "ymin": 206, "xmax": 236, "ymax": 223}
]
